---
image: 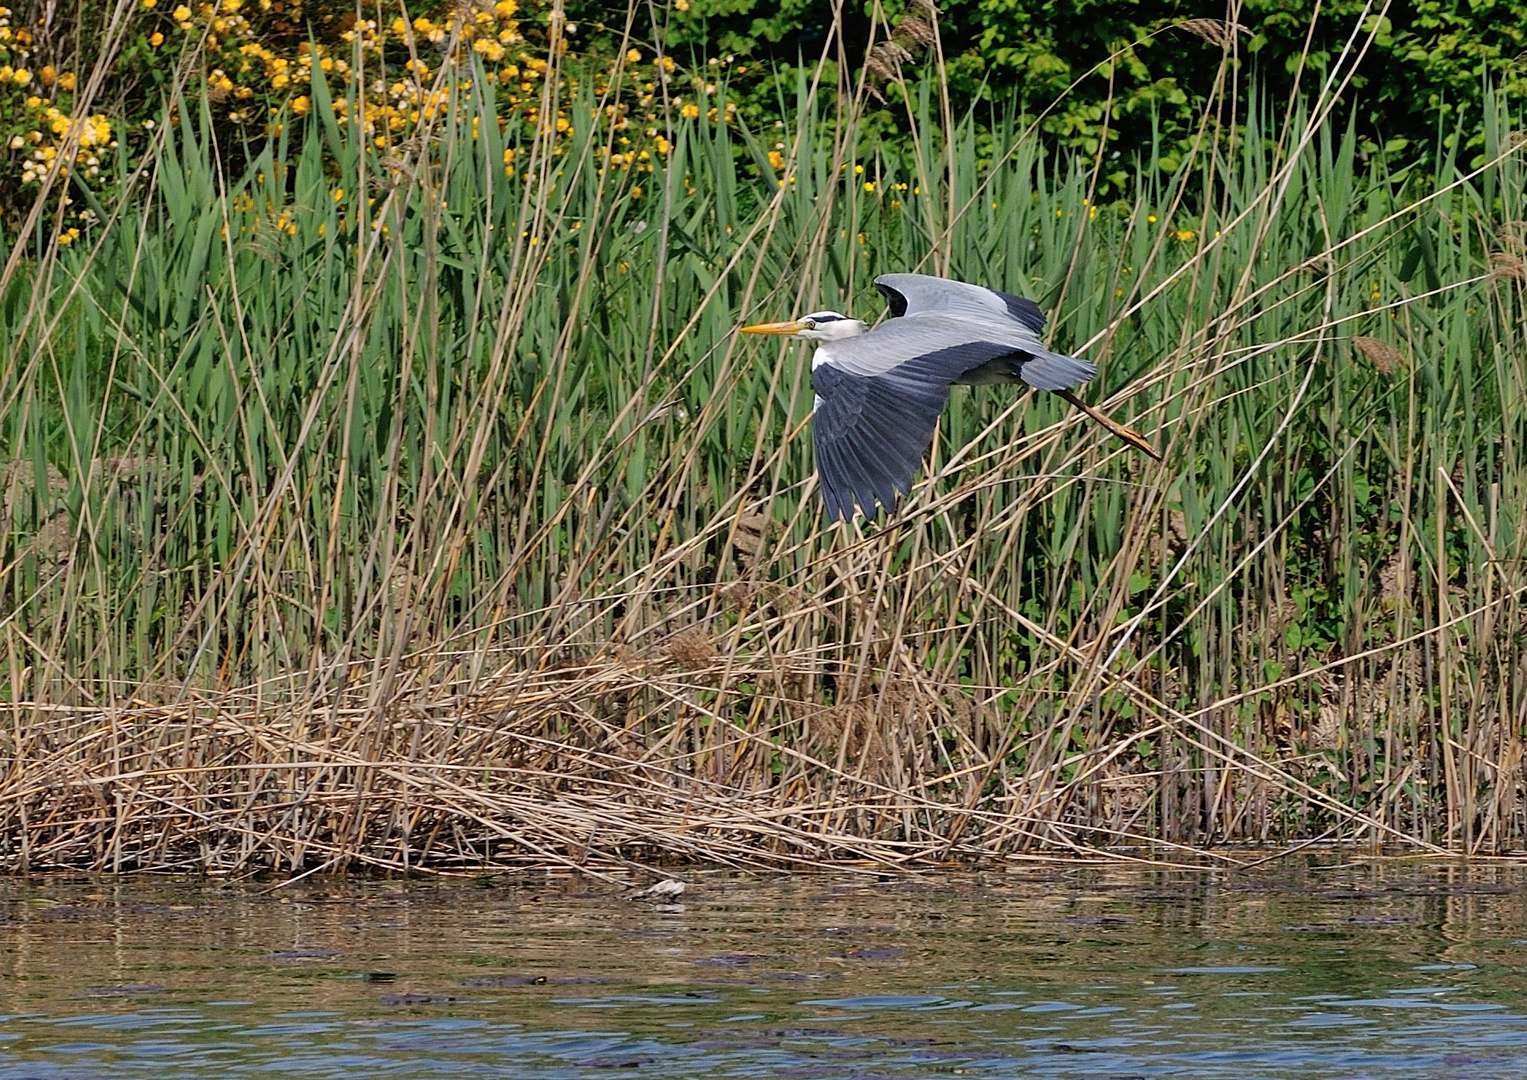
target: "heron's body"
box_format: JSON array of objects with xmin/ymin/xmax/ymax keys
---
[{"xmin": 742, "ymin": 273, "xmax": 1160, "ymax": 521}]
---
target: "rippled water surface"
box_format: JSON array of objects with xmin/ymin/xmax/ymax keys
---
[{"xmin": 4, "ymin": 860, "xmax": 1527, "ymax": 1078}]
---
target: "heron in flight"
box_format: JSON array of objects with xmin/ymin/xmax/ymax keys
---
[{"xmin": 741, "ymin": 273, "xmax": 1161, "ymax": 521}]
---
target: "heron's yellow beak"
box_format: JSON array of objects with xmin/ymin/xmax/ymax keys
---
[{"xmin": 739, "ymin": 319, "xmax": 808, "ymax": 335}]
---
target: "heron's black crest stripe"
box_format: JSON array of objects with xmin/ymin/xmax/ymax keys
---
[{"xmin": 876, "ymin": 282, "xmax": 909, "ymax": 318}]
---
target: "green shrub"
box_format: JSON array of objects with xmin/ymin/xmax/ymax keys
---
[{"xmin": 603, "ymin": 0, "xmax": 1527, "ymax": 192}]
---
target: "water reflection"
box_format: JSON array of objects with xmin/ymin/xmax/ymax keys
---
[{"xmin": 2, "ymin": 860, "xmax": 1526, "ymax": 1078}]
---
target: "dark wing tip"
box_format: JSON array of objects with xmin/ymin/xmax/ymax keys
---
[
  {"xmin": 995, "ymin": 290, "xmax": 1048, "ymax": 336},
  {"xmin": 813, "ymin": 376, "xmax": 947, "ymax": 521},
  {"xmin": 875, "ymin": 280, "xmax": 909, "ymax": 318}
]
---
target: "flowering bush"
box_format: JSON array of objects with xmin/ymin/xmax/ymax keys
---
[
  {"xmin": 0, "ymin": 4, "xmax": 117, "ymax": 239},
  {"xmin": 0, "ymin": 0, "xmax": 752, "ymax": 241}
]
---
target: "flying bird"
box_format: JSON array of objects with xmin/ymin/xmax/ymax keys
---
[{"xmin": 741, "ymin": 273, "xmax": 1162, "ymax": 521}]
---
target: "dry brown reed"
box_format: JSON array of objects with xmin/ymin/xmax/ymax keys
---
[{"xmin": 6, "ymin": 533, "xmax": 1521, "ymax": 873}]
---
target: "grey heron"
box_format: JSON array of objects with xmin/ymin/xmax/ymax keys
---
[{"xmin": 741, "ymin": 272, "xmax": 1162, "ymax": 521}]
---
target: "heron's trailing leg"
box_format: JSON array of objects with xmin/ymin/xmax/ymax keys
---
[{"xmin": 1053, "ymin": 388, "xmax": 1163, "ymax": 462}]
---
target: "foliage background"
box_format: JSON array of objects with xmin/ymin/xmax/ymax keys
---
[
  {"xmin": 615, "ymin": 0, "xmax": 1527, "ymax": 184},
  {"xmin": 6, "ymin": 0, "xmax": 1527, "ymax": 236},
  {"xmin": 0, "ymin": 0, "xmax": 1524, "ymax": 872}
]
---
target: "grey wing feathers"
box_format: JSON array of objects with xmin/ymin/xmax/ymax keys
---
[
  {"xmin": 875, "ymin": 273, "xmax": 1048, "ymax": 336},
  {"xmin": 811, "ymin": 340, "xmax": 1029, "ymax": 519},
  {"xmin": 862, "ymin": 277, "xmax": 1095, "ymax": 391},
  {"xmin": 819, "ymin": 312, "xmax": 1095, "ymax": 392},
  {"xmin": 818, "ymin": 316, "xmax": 1031, "ymax": 378}
]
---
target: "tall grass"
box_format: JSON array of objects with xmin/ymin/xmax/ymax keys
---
[{"xmin": 1, "ymin": 12, "xmax": 1525, "ymax": 871}]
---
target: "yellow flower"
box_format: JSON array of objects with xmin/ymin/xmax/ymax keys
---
[
  {"xmin": 142, "ymin": 0, "xmax": 156, "ymax": 7},
  {"xmin": 59, "ymin": 227, "xmax": 81, "ymax": 245},
  {"xmin": 674, "ymin": 0, "xmax": 688, "ymax": 9},
  {"xmin": 863, "ymin": 181, "xmax": 875, "ymax": 192},
  {"xmin": 172, "ymin": 4, "xmax": 191, "ymax": 21},
  {"xmin": 625, "ymin": 48, "xmax": 641, "ymax": 63},
  {"xmin": 291, "ymin": 95, "xmax": 310, "ymax": 114},
  {"xmin": 631, "ymin": 185, "xmax": 643, "ymax": 200},
  {"xmin": 58, "ymin": 72, "xmax": 76, "ymax": 90},
  {"xmin": 272, "ymin": 72, "xmax": 289, "ymax": 89},
  {"xmin": 680, "ymin": 103, "xmax": 699, "ymax": 119},
  {"xmin": 1175, "ymin": 229, "xmax": 1196, "ymax": 242},
  {"xmin": 11, "ymin": 67, "xmax": 29, "ymax": 85},
  {"xmin": 494, "ymin": 0, "xmax": 517, "ymax": 15},
  {"xmin": 149, "ymin": 31, "xmax": 164, "ymax": 45}
]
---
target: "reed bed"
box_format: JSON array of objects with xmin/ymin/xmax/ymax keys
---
[{"xmin": 2, "ymin": 10, "xmax": 1525, "ymax": 872}]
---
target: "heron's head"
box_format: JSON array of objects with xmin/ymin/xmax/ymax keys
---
[{"xmin": 740, "ymin": 311, "xmax": 867, "ymax": 342}]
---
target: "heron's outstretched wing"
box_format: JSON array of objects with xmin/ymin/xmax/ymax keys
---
[
  {"xmin": 875, "ymin": 273, "xmax": 1048, "ymax": 337},
  {"xmin": 819, "ymin": 312, "xmax": 1097, "ymax": 392},
  {"xmin": 811, "ymin": 338, "xmax": 1032, "ymax": 520}
]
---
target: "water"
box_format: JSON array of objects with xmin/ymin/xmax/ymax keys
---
[{"xmin": 3, "ymin": 860, "xmax": 1526, "ymax": 1078}]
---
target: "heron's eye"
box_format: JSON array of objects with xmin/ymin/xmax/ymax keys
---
[{"xmin": 802, "ymin": 319, "xmax": 816, "ymax": 330}]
